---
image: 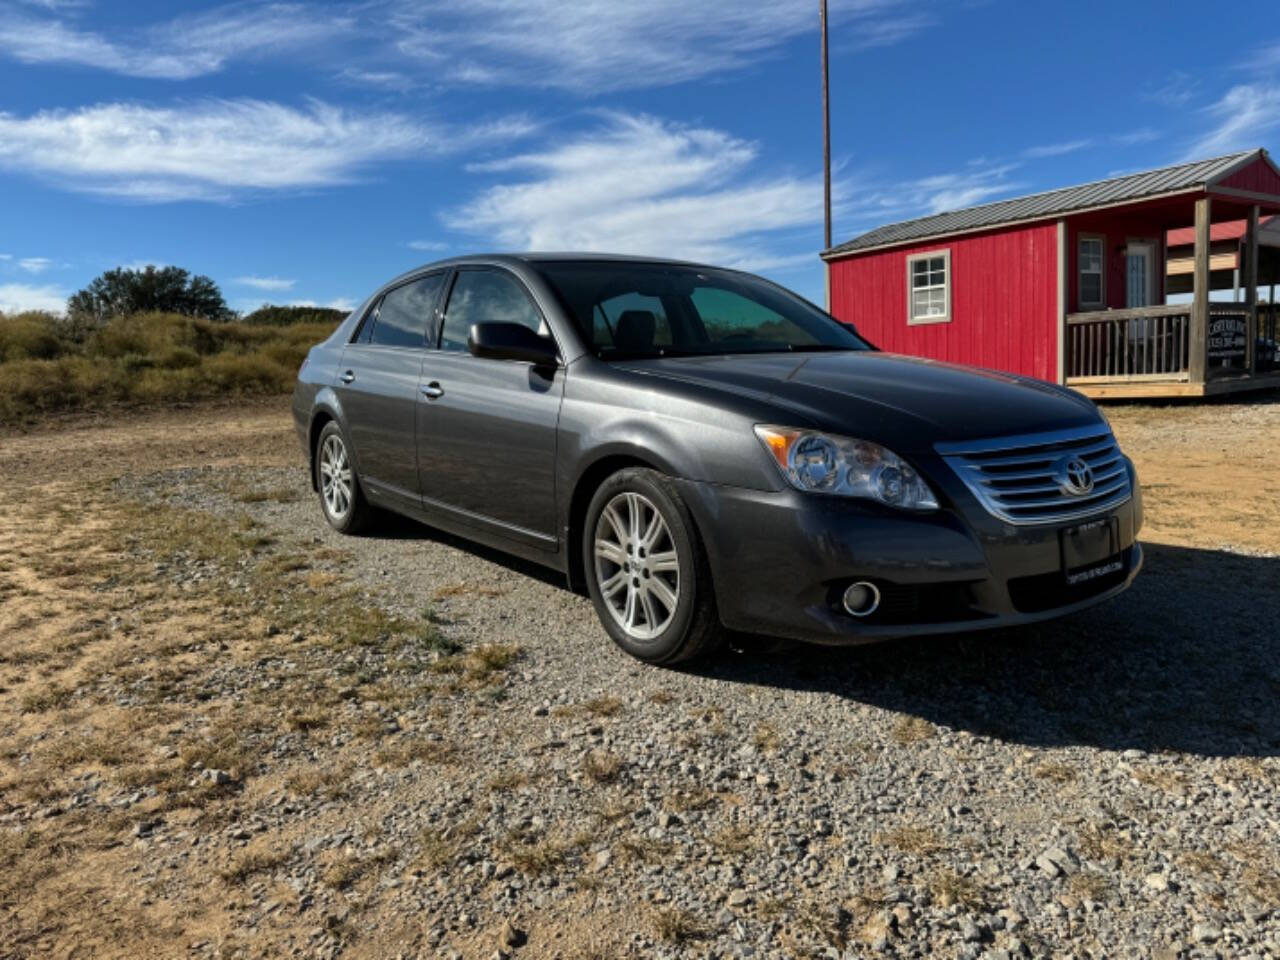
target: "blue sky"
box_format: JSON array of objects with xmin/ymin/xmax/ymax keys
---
[{"xmin": 1, "ymin": 0, "xmax": 1278, "ymax": 315}]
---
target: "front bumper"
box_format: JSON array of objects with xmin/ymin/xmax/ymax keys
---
[{"xmin": 675, "ymin": 462, "xmax": 1143, "ymax": 646}]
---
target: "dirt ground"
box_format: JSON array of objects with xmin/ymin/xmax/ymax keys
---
[{"xmin": 1, "ymin": 393, "xmax": 1278, "ymax": 960}]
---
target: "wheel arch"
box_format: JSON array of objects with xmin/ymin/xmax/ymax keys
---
[
  {"xmin": 565, "ymin": 452, "xmax": 668, "ymax": 594},
  {"xmin": 306, "ymin": 396, "xmax": 343, "ymax": 491}
]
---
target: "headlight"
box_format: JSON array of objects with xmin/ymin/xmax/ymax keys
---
[{"xmin": 753, "ymin": 425, "xmax": 940, "ymax": 511}]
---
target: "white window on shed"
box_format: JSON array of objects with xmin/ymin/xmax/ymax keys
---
[
  {"xmin": 907, "ymin": 250, "xmax": 950, "ymax": 324},
  {"xmin": 1078, "ymin": 235, "xmax": 1105, "ymax": 308}
]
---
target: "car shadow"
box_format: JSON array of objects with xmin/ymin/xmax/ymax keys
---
[
  {"xmin": 362, "ymin": 510, "xmax": 570, "ymax": 590},
  {"xmin": 698, "ymin": 542, "xmax": 1280, "ymax": 759},
  {"xmin": 353, "ymin": 514, "xmax": 1278, "ymax": 759}
]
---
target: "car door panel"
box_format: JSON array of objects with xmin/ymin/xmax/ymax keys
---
[
  {"xmin": 416, "ymin": 267, "xmax": 564, "ymax": 547},
  {"xmin": 417, "ymin": 356, "xmax": 563, "ymax": 544},
  {"xmin": 333, "ymin": 272, "xmax": 446, "ymax": 508},
  {"xmin": 338, "ymin": 345, "xmax": 426, "ymax": 505}
]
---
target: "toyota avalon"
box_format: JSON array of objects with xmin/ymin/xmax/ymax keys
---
[{"xmin": 292, "ymin": 255, "xmax": 1142, "ymax": 664}]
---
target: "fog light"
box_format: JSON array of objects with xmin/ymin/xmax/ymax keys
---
[{"xmin": 842, "ymin": 581, "xmax": 881, "ymax": 618}]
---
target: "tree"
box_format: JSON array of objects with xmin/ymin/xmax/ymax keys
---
[{"xmin": 67, "ymin": 266, "xmax": 233, "ymax": 328}]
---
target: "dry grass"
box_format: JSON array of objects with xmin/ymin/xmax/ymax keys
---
[
  {"xmin": 752, "ymin": 722, "xmax": 782, "ymax": 754},
  {"xmin": 615, "ymin": 833, "xmax": 672, "ymax": 865},
  {"xmin": 487, "ymin": 769, "xmax": 535, "ymax": 792},
  {"xmin": 667, "ymin": 788, "xmax": 717, "ymax": 813},
  {"xmin": 1033, "ymin": 761, "xmax": 1078, "ymax": 784},
  {"xmin": 1077, "ymin": 822, "xmax": 1133, "ymax": 863},
  {"xmin": 1068, "ymin": 870, "xmax": 1113, "ymax": 902},
  {"xmin": 926, "ymin": 869, "xmax": 985, "ymax": 910},
  {"xmin": 372, "ymin": 737, "xmax": 460, "ymax": 769},
  {"xmin": 581, "ymin": 749, "xmax": 624, "ymax": 784},
  {"xmin": 649, "ymin": 907, "xmax": 706, "ymax": 944},
  {"xmin": 890, "ymin": 715, "xmax": 934, "ymax": 745},
  {"xmin": 220, "ymin": 843, "xmax": 290, "ymax": 885},
  {"xmin": 285, "ymin": 765, "xmax": 351, "ymax": 800},
  {"xmin": 707, "ymin": 823, "xmax": 757, "ymax": 856},
  {"xmin": 1243, "ymin": 866, "xmax": 1280, "ymax": 906},
  {"xmin": 497, "ymin": 828, "xmax": 591, "ymax": 876}
]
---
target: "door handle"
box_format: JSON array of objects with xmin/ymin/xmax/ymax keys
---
[
  {"xmin": 339, "ymin": 370, "xmax": 355, "ymax": 384},
  {"xmin": 421, "ymin": 381, "xmax": 444, "ymax": 400}
]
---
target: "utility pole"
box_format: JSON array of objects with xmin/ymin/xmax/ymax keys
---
[{"xmin": 820, "ymin": 0, "xmax": 832, "ymax": 253}]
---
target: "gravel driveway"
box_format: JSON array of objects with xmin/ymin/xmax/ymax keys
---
[{"xmin": 4, "ymin": 397, "xmax": 1279, "ymax": 959}]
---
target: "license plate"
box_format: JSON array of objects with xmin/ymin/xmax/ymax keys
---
[{"xmin": 1061, "ymin": 518, "xmax": 1120, "ymax": 585}]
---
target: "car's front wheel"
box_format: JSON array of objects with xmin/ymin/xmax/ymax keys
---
[
  {"xmin": 315, "ymin": 420, "xmax": 371, "ymax": 534},
  {"xmin": 583, "ymin": 468, "xmax": 722, "ymax": 664}
]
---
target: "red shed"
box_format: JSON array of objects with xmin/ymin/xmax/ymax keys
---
[{"xmin": 822, "ymin": 148, "xmax": 1280, "ymax": 398}]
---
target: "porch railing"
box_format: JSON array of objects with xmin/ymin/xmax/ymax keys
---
[
  {"xmin": 1065, "ymin": 303, "xmax": 1255, "ymax": 382},
  {"xmin": 1065, "ymin": 305, "xmax": 1192, "ymax": 380}
]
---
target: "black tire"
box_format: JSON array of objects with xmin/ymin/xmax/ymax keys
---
[
  {"xmin": 314, "ymin": 420, "xmax": 372, "ymax": 534},
  {"xmin": 582, "ymin": 467, "xmax": 723, "ymax": 665}
]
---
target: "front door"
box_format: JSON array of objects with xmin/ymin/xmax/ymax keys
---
[
  {"xmin": 416, "ymin": 267, "xmax": 564, "ymax": 547},
  {"xmin": 1125, "ymin": 242, "xmax": 1154, "ymax": 308}
]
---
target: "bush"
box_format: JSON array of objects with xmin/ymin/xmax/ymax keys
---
[
  {"xmin": 242, "ymin": 304, "xmax": 348, "ymax": 327},
  {"xmin": 0, "ymin": 309, "xmax": 340, "ymax": 425},
  {"xmin": 0, "ymin": 312, "xmax": 64, "ymax": 361}
]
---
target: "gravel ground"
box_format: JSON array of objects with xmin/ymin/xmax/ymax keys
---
[
  {"xmin": 105, "ymin": 397, "xmax": 1280, "ymax": 960},
  {"xmin": 4, "ymin": 398, "xmax": 1279, "ymax": 959}
]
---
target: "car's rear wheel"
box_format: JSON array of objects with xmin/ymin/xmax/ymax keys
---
[
  {"xmin": 315, "ymin": 421, "xmax": 371, "ymax": 534},
  {"xmin": 583, "ymin": 468, "xmax": 722, "ymax": 664}
]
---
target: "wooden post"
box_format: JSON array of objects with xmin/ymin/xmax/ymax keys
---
[
  {"xmin": 820, "ymin": 0, "xmax": 831, "ymax": 255},
  {"xmin": 1244, "ymin": 204, "xmax": 1259, "ymax": 373},
  {"xmin": 1056, "ymin": 219, "xmax": 1067, "ymax": 383},
  {"xmin": 1189, "ymin": 195, "xmax": 1211, "ymax": 384}
]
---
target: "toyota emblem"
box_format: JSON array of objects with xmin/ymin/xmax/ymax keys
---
[{"xmin": 1056, "ymin": 455, "xmax": 1095, "ymax": 496}]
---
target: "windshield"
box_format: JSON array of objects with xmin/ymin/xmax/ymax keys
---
[{"xmin": 532, "ymin": 261, "xmax": 872, "ymax": 359}]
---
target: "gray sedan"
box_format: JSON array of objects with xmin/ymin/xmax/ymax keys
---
[{"xmin": 293, "ymin": 255, "xmax": 1142, "ymax": 664}]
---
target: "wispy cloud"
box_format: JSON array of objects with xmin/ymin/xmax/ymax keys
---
[
  {"xmin": 905, "ymin": 163, "xmax": 1023, "ymax": 214},
  {"xmin": 407, "ymin": 240, "xmax": 449, "ymax": 251},
  {"xmin": 1143, "ymin": 71, "xmax": 1200, "ymax": 108},
  {"xmin": 449, "ymin": 112, "xmax": 822, "ymax": 269},
  {"xmin": 1022, "ymin": 139, "xmax": 1092, "ymax": 159},
  {"xmin": 389, "ymin": 0, "xmax": 933, "ymax": 93},
  {"xmin": 235, "ymin": 275, "xmax": 295, "ymax": 291},
  {"xmin": 0, "ymin": 98, "xmax": 535, "ymax": 202},
  {"xmin": 17, "ymin": 256, "xmax": 54, "ymax": 273},
  {"xmin": 1183, "ymin": 83, "xmax": 1280, "ymax": 159},
  {"xmin": 1114, "ymin": 127, "xmax": 1161, "ymax": 146},
  {"xmin": 0, "ymin": 253, "xmax": 12, "ymax": 261},
  {"xmin": 0, "ymin": 3, "xmax": 351, "ymax": 80},
  {"xmin": 0, "ymin": 282, "xmax": 66, "ymax": 313}
]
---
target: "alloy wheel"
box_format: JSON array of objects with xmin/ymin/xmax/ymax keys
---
[
  {"xmin": 592, "ymin": 491, "xmax": 681, "ymax": 641},
  {"xmin": 319, "ymin": 434, "xmax": 353, "ymax": 521}
]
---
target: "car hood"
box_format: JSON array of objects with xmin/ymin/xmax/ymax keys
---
[{"xmin": 618, "ymin": 351, "xmax": 1103, "ymax": 451}]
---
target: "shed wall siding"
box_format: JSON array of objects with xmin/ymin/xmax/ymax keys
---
[
  {"xmin": 1218, "ymin": 156, "xmax": 1280, "ymax": 196},
  {"xmin": 828, "ymin": 223, "xmax": 1059, "ymax": 382}
]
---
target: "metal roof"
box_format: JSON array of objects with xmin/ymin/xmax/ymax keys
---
[{"xmin": 824, "ymin": 149, "xmax": 1269, "ymax": 258}]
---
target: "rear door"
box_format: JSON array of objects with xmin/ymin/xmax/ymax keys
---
[
  {"xmin": 416, "ymin": 266, "xmax": 565, "ymax": 546},
  {"xmin": 336, "ymin": 272, "xmax": 446, "ymax": 508}
]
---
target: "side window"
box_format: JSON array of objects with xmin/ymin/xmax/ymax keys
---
[
  {"xmin": 369, "ymin": 273, "xmax": 445, "ymax": 348},
  {"xmin": 595, "ymin": 292, "xmax": 672, "ymax": 346},
  {"xmin": 906, "ymin": 250, "xmax": 951, "ymax": 324},
  {"xmin": 352, "ymin": 298, "xmax": 380, "ymax": 344},
  {"xmin": 691, "ymin": 286, "xmax": 819, "ymax": 344},
  {"xmin": 1078, "ymin": 236, "xmax": 1105, "ymax": 308},
  {"xmin": 440, "ymin": 269, "xmax": 546, "ymax": 353}
]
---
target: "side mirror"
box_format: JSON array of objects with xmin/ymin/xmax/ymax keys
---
[{"xmin": 467, "ymin": 322, "xmax": 559, "ymax": 366}]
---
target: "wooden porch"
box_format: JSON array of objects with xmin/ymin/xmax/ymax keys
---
[{"xmin": 1062, "ymin": 172, "xmax": 1280, "ymax": 399}]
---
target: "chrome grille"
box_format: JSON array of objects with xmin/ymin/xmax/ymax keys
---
[{"xmin": 937, "ymin": 425, "xmax": 1132, "ymax": 525}]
